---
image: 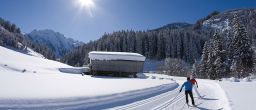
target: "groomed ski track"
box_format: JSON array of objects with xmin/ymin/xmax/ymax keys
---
[
  {"xmin": 0, "ymin": 78, "xmax": 230, "ymax": 110},
  {"xmin": 109, "ymin": 78, "xmax": 230, "ymax": 110}
]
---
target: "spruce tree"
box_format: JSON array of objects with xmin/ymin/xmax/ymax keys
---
[
  {"xmin": 199, "ymin": 41, "xmax": 210, "ymax": 78},
  {"xmin": 212, "ymin": 32, "xmax": 227, "ymax": 79},
  {"xmin": 231, "ymin": 15, "xmax": 254, "ymax": 78}
]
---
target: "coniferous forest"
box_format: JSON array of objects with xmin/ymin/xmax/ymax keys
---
[{"xmin": 62, "ymin": 9, "xmax": 256, "ymax": 79}]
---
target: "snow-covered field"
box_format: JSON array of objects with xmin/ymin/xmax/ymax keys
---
[
  {"xmin": 0, "ymin": 46, "xmax": 176, "ymax": 109},
  {"xmin": 1, "ymin": 46, "xmax": 256, "ymax": 110}
]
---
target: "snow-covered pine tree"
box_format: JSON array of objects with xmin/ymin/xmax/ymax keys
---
[
  {"xmin": 192, "ymin": 59, "xmax": 200, "ymax": 78},
  {"xmin": 212, "ymin": 32, "xmax": 227, "ymax": 79},
  {"xmin": 206, "ymin": 39, "xmax": 216, "ymax": 79},
  {"xmin": 199, "ymin": 41, "xmax": 210, "ymax": 78},
  {"xmin": 231, "ymin": 14, "xmax": 254, "ymax": 78},
  {"xmin": 200, "ymin": 32, "xmax": 227, "ymax": 79}
]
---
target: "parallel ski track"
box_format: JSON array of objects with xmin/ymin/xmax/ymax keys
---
[
  {"xmin": 110, "ymin": 87, "xmax": 189, "ymax": 110},
  {"xmin": 111, "ymin": 88, "xmax": 204, "ymax": 110}
]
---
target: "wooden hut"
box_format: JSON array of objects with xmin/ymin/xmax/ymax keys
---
[{"xmin": 88, "ymin": 51, "xmax": 146, "ymax": 77}]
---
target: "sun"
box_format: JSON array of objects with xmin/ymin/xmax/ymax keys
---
[
  {"xmin": 77, "ymin": 0, "xmax": 95, "ymax": 17},
  {"xmin": 78, "ymin": 0, "xmax": 95, "ymax": 8}
]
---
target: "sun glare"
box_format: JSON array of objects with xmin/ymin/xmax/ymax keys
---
[
  {"xmin": 78, "ymin": 0, "xmax": 95, "ymax": 8},
  {"xmin": 77, "ymin": 0, "xmax": 95, "ymax": 17}
]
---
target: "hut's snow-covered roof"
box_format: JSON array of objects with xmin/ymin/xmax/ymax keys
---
[{"xmin": 88, "ymin": 51, "xmax": 146, "ymax": 61}]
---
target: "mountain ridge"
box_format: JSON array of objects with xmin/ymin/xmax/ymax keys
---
[{"xmin": 26, "ymin": 29, "xmax": 84, "ymax": 59}]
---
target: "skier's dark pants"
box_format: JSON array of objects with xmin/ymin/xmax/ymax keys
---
[{"xmin": 185, "ymin": 90, "xmax": 195, "ymax": 105}]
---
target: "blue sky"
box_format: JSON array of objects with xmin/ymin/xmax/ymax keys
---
[{"xmin": 0, "ymin": 0, "xmax": 255, "ymax": 42}]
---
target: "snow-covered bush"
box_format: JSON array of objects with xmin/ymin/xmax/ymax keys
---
[
  {"xmin": 229, "ymin": 77, "xmax": 240, "ymax": 82},
  {"xmin": 136, "ymin": 73, "xmax": 148, "ymax": 79},
  {"xmin": 165, "ymin": 78, "xmax": 174, "ymax": 81},
  {"xmin": 242, "ymin": 77, "xmax": 251, "ymax": 82},
  {"xmin": 151, "ymin": 76, "xmax": 156, "ymax": 79},
  {"xmin": 221, "ymin": 78, "xmax": 228, "ymax": 81},
  {"xmin": 249, "ymin": 74, "xmax": 256, "ymax": 80},
  {"xmin": 159, "ymin": 77, "xmax": 164, "ymax": 80}
]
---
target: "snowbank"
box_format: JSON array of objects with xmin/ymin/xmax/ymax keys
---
[
  {"xmin": 88, "ymin": 51, "xmax": 146, "ymax": 61},
  {"xmin": 222, "ymin": 75, "xmax": 256, "ymax": 82},
  {"xmin": 59, "ymin": 67, "xmax": 89, "ymax": 74}
]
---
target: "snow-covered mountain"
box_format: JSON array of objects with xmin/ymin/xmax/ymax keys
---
[
  {"xmin": 200, "ymin": 9, "xmax": 256, "ymax": 33},
  {"xmin": 26, "ymin": 29, "xmax": 84, "ymax": 59}
]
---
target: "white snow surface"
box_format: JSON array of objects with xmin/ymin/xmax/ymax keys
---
[
  {"xmin": 25, "ymin": 47, "xmax": 45, "ymax": 58},
  {"xmin": 109, "ymin": 75, "xmax": 231, "ymax": 110},
  {"xmin": 219, "ymin": 79, "xmax": 256, "ymax": 110},
  {"xmin": 2, "ymin": 46, "xmax": 249, "ymax": 110},
  {"xmin": 89, "ymin": 51, "xmax": 146, "ymax": 61},
  {"xmin": 203, "ymin": 18, "xmax": 231, "ymax": 32},
  {"xmin": 0, "ymin": 46, "xmax": 176, "ymax": 109}
]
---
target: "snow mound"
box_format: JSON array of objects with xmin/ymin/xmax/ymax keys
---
[
  {"xmin": 222, "ymin": 75, "xmax": 255, "ymax": 82},
  {"xmin": 59, "ymin": 67, "xmax": 90, "ymax": 74},
  {"xmin": 143, "ymin": 73, "xmax": 175, "ymax": 81}
]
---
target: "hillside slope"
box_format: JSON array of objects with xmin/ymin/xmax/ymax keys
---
[
  {"xmin": 0, "ymin": 46, "xmax": 176, "ymax": 109},
  {"xmin": 0, "ymin": 18, "xmax": 55, "ymax": 59}
]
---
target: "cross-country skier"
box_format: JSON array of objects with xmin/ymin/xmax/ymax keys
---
[
  {"xmin": 179, "ymin": 77, "xmax": 195, "ymax": 106},
  {"xmin": 190, "ymin": 75, "xmax": 201, "ymax": 99}
]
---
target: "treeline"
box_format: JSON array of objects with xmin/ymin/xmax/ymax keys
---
[
  {"xmin": 62, "ymin": 9, "xmax": 256, "ymax": 79},
  {"xmin": 61, "ymin": 27, "xmax": 214, "ymax": 66},
  {"xmin": 0, "ymin": 17, "xmax": 55, "ymax": 60},
  {"xmin": 0, "ymin": 18, "xmax": 21, "ymax": 33},
  {"xmin": 160, "ymin": 15, "xmax": 256, "ymax": 79}
]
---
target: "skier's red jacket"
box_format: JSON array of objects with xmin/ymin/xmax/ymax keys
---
[{"xmin": 190, "ymin": 78, "xmax": 197, "ymax": 85}]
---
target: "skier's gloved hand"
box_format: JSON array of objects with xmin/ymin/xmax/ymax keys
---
[{"xmin": 179, "ymin": 89, "xmax": 182, "ymax": 93}]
